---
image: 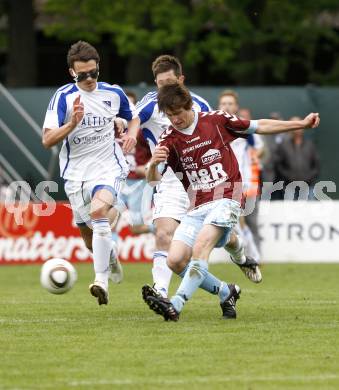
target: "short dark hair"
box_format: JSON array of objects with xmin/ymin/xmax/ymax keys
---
[
  {"xmin": 157, "ymin": 83, "xmax": 192, "ymax": 113},
  {"xmin": 67, "ymin": 41, "xmax": 100, "ymax": 68},
  {"xmin": 152, "ymin": 55, "xmax": 183, "ymax": 79}
]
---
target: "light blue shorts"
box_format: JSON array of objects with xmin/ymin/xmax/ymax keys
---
[{"xmin": 173, "ymin": 199, "xmax": 241, "ymax": 248}]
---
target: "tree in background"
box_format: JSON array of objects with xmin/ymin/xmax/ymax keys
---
[
  {"xmin": 41, "ymin": 0, "xmax": 339, "ymax": 85},
  {"xmin": 0, "ymin": 0, "xmax": 37, "ymax": 86},
  {"xmin": 1, "ymin": 0, "xmax": 339, "ymax": 86}
]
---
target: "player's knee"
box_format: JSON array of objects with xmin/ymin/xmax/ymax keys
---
[
  {"xmin": 155, "ymin": 228, "xmax": 173, "ymax": 251},
  {"xmin": 167, "ymin": 255, "xmax": 185, "ymax": 274},
  {"xmin": 90, "ymin": 205, "xmax": 109, "ymax": 220}
]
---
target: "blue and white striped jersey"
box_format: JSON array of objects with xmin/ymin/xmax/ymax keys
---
[
  {"xmin": 43, "ymin": 82, "xmax": 136, "ymax": 181},
  {"xmin": 136, "ymin": 90, "xmax": 211, "ymax": 153}
]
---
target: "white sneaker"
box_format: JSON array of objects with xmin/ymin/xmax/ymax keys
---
[
  {"xmin": 108, "ymin": 243, "xmax": 123, "ymax": 284},
  {"xmin": 89, "ymin": 281, "xmax": 109, "ymax": 305}
]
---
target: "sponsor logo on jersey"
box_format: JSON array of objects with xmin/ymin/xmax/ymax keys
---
[
  {"xmin": 80, "ymin": 115, "xmax": 112, "ymax": 128},
  {"xmin": 201, "ymin": 149, "xmax": 221, "ymax": 165},
  {"xmin": 185, "ymin": 162, "xmax": 229, "ymax": 190},
  {"xmin": 72, "ymin": 133, "xmax": 112, "ymax": 145},
  {"xmin": 182, "ymin": 140, "xmax": 212, "ymax": 155},
  {"xmin": 103, "ymin": 100, "xmax": 111, "ymax": 107},
  {"xmin": 180, "ymin": 156, "xmax": 198, "ymax": 170},
  {"xmin": 186, "ymin": 136, "xmax": 200, "ymax": 144}
]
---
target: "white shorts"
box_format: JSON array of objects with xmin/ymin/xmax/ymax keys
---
[
  {"xmin": 64, "ymin": 172, "xmax": 125, "ymax": 226},
  {"xmin": 173, "ymin": 198, "xmax": 241, "ymax": 248},
  {"xmin": 153, "ymin": 183, "xmax": 190, "ymax": 222}
]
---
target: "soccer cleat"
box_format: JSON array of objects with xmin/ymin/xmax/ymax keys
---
[
  {"xmin": 142, "ymin": 284, "xmax": 162, "ymax": 303},
  {"xmin": 145, "ymin": 295, "xmax": 180, "ymax": 322},
  {"xmin": 108, "ymin": 245, "xmax": 123, "ymax": 284},
  {"xmin": 89, "ymin": 281, "xmax": 109, "ymax": 305},
  {"xmin": 232, "ymin": 256, "xmax": 262, "ymax": 283},
  {"xmin": 220, "ymin": 284, "xmax": 241, "ymax": 319},
  {"xmin": 142, "ymin": 285, "xmax": 165, "ymax": 316}
]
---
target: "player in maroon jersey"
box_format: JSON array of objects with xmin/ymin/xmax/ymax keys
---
[{"xmin": 143, "ymin": 82, "xmax": 320, "ymax": 322}]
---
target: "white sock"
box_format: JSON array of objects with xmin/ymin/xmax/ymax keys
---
[
  {"xmin": 92, "ymin": 218, "xmax": 112, "ymax": 287},
  {"xmin": 225, "ymin": 234, "xmax": 246, "ymax": 264},
  {"xmin": 242, "ymin": 225, "xmax": 260, "ymax": 262},
  {"xmin": 152, "ymin": 251, "xmax": 173, "ymax": 298}
]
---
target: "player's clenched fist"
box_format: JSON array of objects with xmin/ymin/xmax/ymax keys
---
[
  {"xmin": 303, "ymin": 113, "xmax": 320, "ymax": 129},
  {"xmin": 151, "ymin": 145, "xmax": 169, "ymax": 165}
]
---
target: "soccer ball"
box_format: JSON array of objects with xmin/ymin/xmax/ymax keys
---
[{"xmin": 40, "ymin": 258, "xmax": 77, "ymax": 294}]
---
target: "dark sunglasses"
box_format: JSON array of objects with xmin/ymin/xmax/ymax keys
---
[{"xmin": 73, "ymin": 67, "xmax": 99, "ymax": 82}]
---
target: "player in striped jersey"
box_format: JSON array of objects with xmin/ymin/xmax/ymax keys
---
[
  {"xmin": 42, "ymin": 41, "xmax": 139, "ymax": 305},
  {"xmin": 136, "ymin": 55, "xmax": 211, "ymax": 300}
]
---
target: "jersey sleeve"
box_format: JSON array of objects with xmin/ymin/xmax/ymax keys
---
[
  {"xmin": 214, "ymin": 110, "xmax": 258, "ymax": 136},
  {"xmin": 191, "ymin": 93, "xmax": 212, "ymax": 112},
  {"xmin": 115, "ymin": 86, "xmax": 137, "ymax": 121},
  {"xmin": 135, "ymin": 93, "xmax": 157, "ymax": 125},
  {"xmin": 42, "ymin": 91, "xmax": 67, "ymax": 129}
]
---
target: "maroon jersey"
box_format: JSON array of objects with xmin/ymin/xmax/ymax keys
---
[
  {"xmin": 158, "ymin": 110, "xmax": 256, "ymax": 208},
  {"xmin": 127, "ymin": 131, "xmax": 152, "ymax": 179}
]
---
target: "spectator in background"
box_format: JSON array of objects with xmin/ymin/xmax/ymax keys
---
[
  {"xmin": 218, "ymin": 90, "xmax": 262, "ymax": 262},
  {"xmin": 238, "ymin": 107, "xmax": 264, "ymax": 255},
  {"xmin": 261, "ymin": 111, "xmax": 286, "ymax": 200},
  {"xmin": 274, "ymin": 116, "xmax": 320, "ymax": 200}
]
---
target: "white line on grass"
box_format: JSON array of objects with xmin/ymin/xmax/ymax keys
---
[
  {"xmin": 68, "ymin": 373, "xmax": 339, "ymax": 387},
  {"xmin": 1, "ymin": 373, "xmax": 338, "ymax": 389}
]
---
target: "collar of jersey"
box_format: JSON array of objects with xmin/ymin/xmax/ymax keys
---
[
  {"xmin": 174, "ymin": 110, "xmax": 198, "ymax": 135},
  {"xmin": 75, "ymin": 82, "xmax": 98, "ymax": 93}
]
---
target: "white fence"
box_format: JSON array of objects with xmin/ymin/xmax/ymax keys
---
[{"xmin": 210, "ymin": 201, "xmax": 339, "ymax": 263}]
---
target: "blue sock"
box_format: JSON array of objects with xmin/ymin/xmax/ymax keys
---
[
  {"xmin": 171, "ymin": 259, "xmax": 208, "ymax": 313},
  {"xmin": 179, "ymin": 264, "xmax": 230, "ymax": 303}
]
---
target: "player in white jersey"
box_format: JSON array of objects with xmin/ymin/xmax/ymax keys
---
[
  {"xmin": 42, "ymin": 41, "xmax": 139, "ymax": 305},
  {"xmin": 135, "ymin": 55, "xmax": 211, "ymax": 299},
  {"xmin": 218, "ymin": 90, "xmax": 263, "ymax": 262}
]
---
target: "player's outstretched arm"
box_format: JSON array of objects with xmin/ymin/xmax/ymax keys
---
[
  {"xmin": 42, "ymin": 96, "xmax": 84, "ymax": 148},
  {"xmin": 256, "ymin": 113, "xmax": 320, "ymax": 135},
  {"xmin": 146, "ymin": 145, "xmax": 169, "ymax": 183}
]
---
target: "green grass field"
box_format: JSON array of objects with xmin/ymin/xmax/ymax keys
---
[{"xmin": 0, "ymin": 263, "xmax": 338, "ymax": 390}]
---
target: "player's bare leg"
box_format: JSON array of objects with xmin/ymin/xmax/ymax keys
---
[{"xmin": 79, "ymin": 224, "xmax": 93, "ymax": 252}]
